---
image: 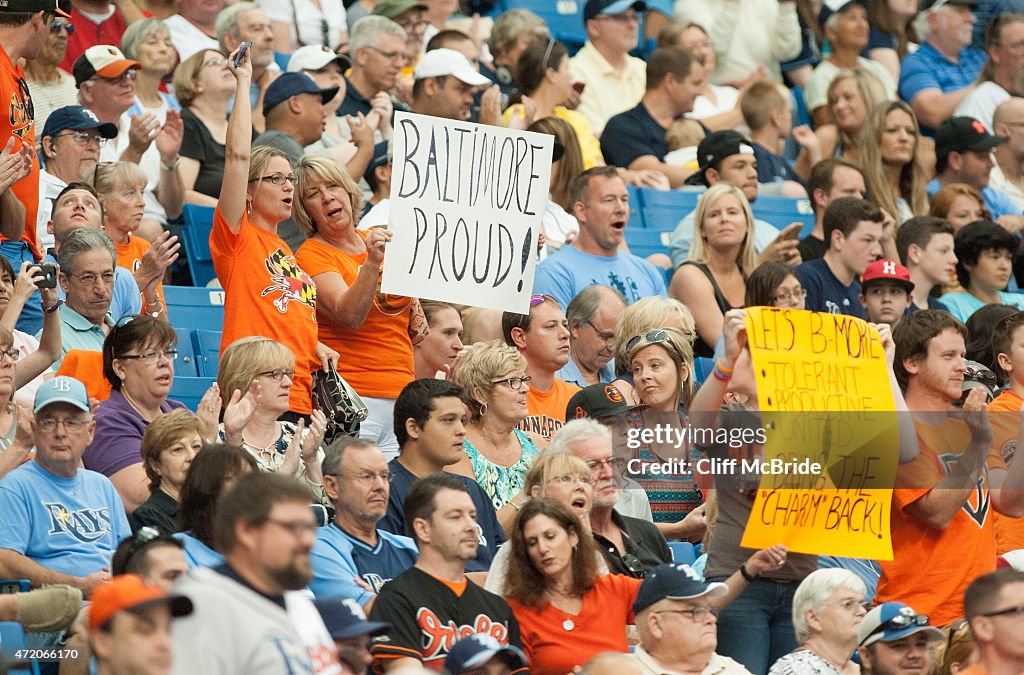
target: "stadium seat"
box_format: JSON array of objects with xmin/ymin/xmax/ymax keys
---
[
  {"xmin": 181, "ymin": 204, "xmax": 217, "ymax": 287},
  {"xmin": 626, "ymin": 184, "xmax": 644, "ymax": 230},
  {"xmin": 173, "ymin": 328, "xmax": 199, "ymax": 377},
  {"xmin": 624, "ymin": 229, "xmax": 670, "ymax": 260},
  {"xmin": 751, "ymin": 195, "xmax": 815, "ymax": 239},
  {"xmin": 667, "ymin": 541, "xmax": 697, "ymax": 565},
  {"xmin": 273, "ymin": 51, "xmax": 292, "ymax": 71},
  {"xmin": 169, "ymin": 376, "xmax": 216, "ymax": 411},
  {"xmin": 692, "ymin": 357, "xmax": 714, "ymax": 388},
  {"xmin": 505, "ymin": 0, "xmax": 587, "ymax": 50},
  {"xmin": 192, "ymin": 329, "xmax": 223, "ymax": 379},
  {"xmin": 638, "ymin": 189, "xmax": 700, "ymax": 232},
  {"xmin": 164, "ymin": 286, "xmax": 225, "ymax": 333},
  {"xmin": 0, "ymin": 621, "xmax": 40, "ymax": 675}
]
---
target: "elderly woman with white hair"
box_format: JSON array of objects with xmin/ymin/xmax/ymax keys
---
[{"xmin": 769, "ymin": 569, "xmax": 869, "ymax": 675}]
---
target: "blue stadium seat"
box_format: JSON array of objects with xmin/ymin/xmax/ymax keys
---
[
  {"xmin": 192, "ymin": 329, "xmax": 223, "ymax": 379},
  {"xmin": 0, "ymin": 621, "xmax": 40, "ymax": 675},
  {"xmin": 273, "ymin": 51, "xmax": 292, "ymax": 71},
  {"xmin": 505, "ymin": 0, "xmax": 587, "ymax": 50},
  {"xmin": 667, "ymin": 541, "xmax": 697, "ymax": 565},
  {"xmin": 181, "ymin": 204, "xmax": 217, "ymax": 287},
  {"xmin": 751, "ymin": 196, "xmax": 815, "ymax": 239},
  {"xmin": 164, "ymin": 286, "xmax": 225, "ymax": 333},
  {"xmin": 639, "ymin": 189, "xmax": 700, "ymax": 232},
  {"xmin": 169, "ymin": 376, "xmax": 216, "ymax": 411},
  {"xmin": 624, "ymin": 229, "xmax": 670, "ymax": 260},
  {"xmin": 692, "ymin": 357, "xmax": 714, "ymax": 388},
  {"xmin": 173, "ymin": 328, "xmax": 199, "ymax": 377},
  {"xmin": 626, "ymin": 184, "xmax": 645, "ymax": 230}
]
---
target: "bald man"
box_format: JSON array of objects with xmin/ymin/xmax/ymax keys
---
[{"xmin": 991, "ymin": 97, "xmax": 1024, "ymax": 210}]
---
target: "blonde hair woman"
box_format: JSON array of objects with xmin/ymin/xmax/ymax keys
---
[
  {"xmin": 611, "ymin": 297, "xmax": 696, "ymax": 406},
  {"xmin": 669, "ymin": 183, "xmax": 757, "ymax": 359},
  {"xmin": 450, "ymin": 339, "xmax": 544, "ymax": 532},
  {"xmin": 860, "ymin": 100, "xmax": 930, "ymax": 224},
  {"xmin": 810, "ymin": 68, "xmax": 886, "ymax": 166}
]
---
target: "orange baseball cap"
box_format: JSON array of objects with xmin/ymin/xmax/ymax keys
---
[
  {"xmin": 88, "ymin": 574, "xmax": 192, "ymax": 631},
  {"xmin": 72, "ymin": 45, "xmax": 141, "ymax": 88}
]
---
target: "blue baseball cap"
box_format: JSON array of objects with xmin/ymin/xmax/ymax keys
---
[
  {"xmin": 363, "ymin": 141, "xmax": 392, "ymax": 183},
  {"xmin": 262, "ymin": 72, "xmax": 340, "ymax": 116},
  {"xmin": 858, "ymin": 602, "xmax": 944, "ymax": 647},
  {"xmin": 633, "ymin": 563, "xmax": 728, "ymax": 614},
  {"xmin": 312, "ymin": 597, "xmax": 390, "ymax": 640},
  {"xmin": 34, "ymin": 376, "xmax": 89, "ymax": 414},
  {"xmin": 584, "ymin": 0, "xmax": 646, "ymax": 22},
  {"xmin": 444, "ymin": 634, "xmax": 527, "ymax": 675},
  {"xmin": 41, "ymin": 106, "xmax": 118, "ymax": 141}
]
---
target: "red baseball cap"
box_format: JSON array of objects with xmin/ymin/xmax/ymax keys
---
[
  {"xmin": 88, "ymin": 574, "xmax": 192, "ymax": 631},
  {"xmin": 861, "ymin": 259, "xmax": 914, "ymax": 292}
]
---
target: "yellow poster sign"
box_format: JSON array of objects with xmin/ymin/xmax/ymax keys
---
[{"xmin": 739, "ymin": 307, "xmax": 898, "ymax": 560}]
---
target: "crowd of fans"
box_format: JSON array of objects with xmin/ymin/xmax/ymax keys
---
[{"xmin": 6, "ymin": 0, "xmax": 1024, "ymax": 672}]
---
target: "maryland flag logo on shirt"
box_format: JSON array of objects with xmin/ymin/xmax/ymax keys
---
[
  {"xmin": 262, "ymin": 249, "xmax": 317, "ymax": 315},
  {"xmin": 8, "ymin": 91, "xmax": 31, "ymax": 139}
]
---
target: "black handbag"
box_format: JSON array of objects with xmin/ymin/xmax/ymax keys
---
[{"xmin": 311, "ymin": 360, "xmax": 369, "ymax": 444}]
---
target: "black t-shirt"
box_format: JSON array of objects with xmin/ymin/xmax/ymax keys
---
[
  {"xmin": 601, "ymin": 102, "xmax": 670, "ymax": 169},
  {"xmin": 179, "ymin": 108, "xmax": 226, "ymax": 199},
  {"xmin": 797, "ymin": 234, "xmax": 827, "ymax": 262},
  {"xmin": 369, "ymin": 566, "xmax": 521, "ymax": 669},
  {"xmin": 127, "ymin": 488, "xmax": 177, "ymax": 535}
]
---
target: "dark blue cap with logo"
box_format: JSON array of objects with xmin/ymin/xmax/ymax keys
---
[
  {"xmin": 263, "ymin": 72, "xmax": 340, "ymax": 116},
  {"xmin": 583, "ymin": 0, "xmax": 646, "ymax": 22},
  {"xmin": 41, "ymin": 105, "xmax": 118, "ymax": 141},
  {"xmin": 443, "ymin": 634, "xmax": 527, "ymax": 675},
  {"xmin": 312, "ymin": 596, "xmax": 390, "ymax": 640}
]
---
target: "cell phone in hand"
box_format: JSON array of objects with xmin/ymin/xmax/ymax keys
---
[
  {"xmin": 234, "ymin": 41, "xmax": 252, "ymax": 67},
  {"xmin": 35, "ymin": 263, "xmax": 57, "ymax": 289},
  {"xmin": 781, "ymin": 224, "xmax": 802, "ymax": 241}
]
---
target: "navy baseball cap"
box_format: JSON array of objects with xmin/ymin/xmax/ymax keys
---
[
  {"xmin": 584, "ymin": 0, "xmax": 646, "ymax": 22},
  {"xmin": 263, "ymin": 72, "xmax": 339, "ymax": 116},
  {"xmin": 42, "ymin": 106, "xmax": 118, "ymax": 141},
  {"xmin": 858, "ymin": 602, "xmax": 943, "ymax": 647},
  {"xmin": 34, "ymin": 376, "xmax": 90, "ymax": 414},
  {"xmin": 444, "ymin": 634, "xmax": 527, "ymax": 675},
  {"xmin": 312, "ymin": 597, "xmax": 390, "ymax": 640},
  {"xmin": 363, "ymin": 141, "xmax": 392, "ymax": 183},
  {"xmin": 633, "ymin": 563, "xmax": 729, "ymax": 614}
]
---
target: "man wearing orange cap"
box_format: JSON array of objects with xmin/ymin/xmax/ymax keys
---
[{"xmin": 88, "ymin": 574, "xmax": 193, "ymax": 675}]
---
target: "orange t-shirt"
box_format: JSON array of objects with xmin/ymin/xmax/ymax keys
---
[
  {"xmin": 56, "ymin": 349, "xmax": 111, "ymax": 402},
  {"xmin": 506, "ymin": 574, "xmax": 640, "ymax": 675},
  {"xmin": 519, "ymin": 377, "xmax": 580, "ymax": 440},
  {"xmin": 876, "ymin": 418, "xmax": 1005, "ymax": 626},
  {"xmin": 210, "ymin": 207, "xmax": 318, "ymax": 414},
  {"xmin": 989, "ymin": 389, "xmax": 1024, "ymax": 554},
  {"xmin": 0, "ymin": 48, "xmax": 39, "ymax": 256},
  {"xmin": 295, "ymin": 234, "xmax": 413, "ymax": 399},
  {"xmin": 114, "ymin": 235, "xmax": 165, "ymax": 309}
]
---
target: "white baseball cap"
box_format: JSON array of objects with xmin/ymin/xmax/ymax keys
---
[
  {"xmin": 286, "ymin": 45, "xmax": 351, "ymax": 73},
  {"xmin": 413, "ymin": 48, "xmax": 490, "ymax": 86}
]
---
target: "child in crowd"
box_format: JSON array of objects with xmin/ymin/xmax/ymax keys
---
[{"xmin": 859, "ymin": 259, "xmax": 913, "ymax": 326}]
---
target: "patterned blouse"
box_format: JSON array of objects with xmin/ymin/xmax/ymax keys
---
[
  {"xmin": 464, "ymin": 429, "xmax": 541, "ymax": 511},
  {"xmin": 218, "ymin": 420, "xmax": 328, "ymax": 507}
]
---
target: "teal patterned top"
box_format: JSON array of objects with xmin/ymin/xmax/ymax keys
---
[{"xmin": 464, "ymin": 429, "xmax": 541, "ymax": 511}]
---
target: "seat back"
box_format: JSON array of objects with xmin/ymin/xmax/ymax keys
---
[
  {"xmin": 164, "ymin": 286, "xmax": 225, "ymax": 333},
  {"xmin": 191, "ymin": 329, "xmax": 223, "ymax": 379},
  {"xmin": 181, "ymin": 205, "xmax": 217, "ymax": 287},
  {"xmin": 169, "ymin": 376, "xmax": 216, "ymax": 411}
]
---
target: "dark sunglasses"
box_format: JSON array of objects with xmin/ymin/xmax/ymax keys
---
[
  {"xmin": 626, "ymin": 329, "xmax": 670, "ymax": 352},
  {"xmin": 865, "ymin": 611, "xmax": 931, "ymax": 641},
  {"xmin": 622, "ymin": 552, "xmax": 646, "ymax": 579},
  {"xmin": 50, "ymin": 20, "xmax": 75, "ymax": 34}
]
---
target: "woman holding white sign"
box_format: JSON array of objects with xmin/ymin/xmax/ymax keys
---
[{"xmin": 294, "ymin": 154, "xmax": 418, "ymax": 460}]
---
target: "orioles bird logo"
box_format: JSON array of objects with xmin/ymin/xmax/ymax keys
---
[{"xmin": 261, "ymin": 249, "xmax": 317, "ymax": 314}]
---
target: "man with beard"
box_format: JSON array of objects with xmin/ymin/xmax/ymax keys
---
[
  {"xmin": 856, "ymin": 602, "xmax": 943, "ymax": 675},
  {"xmin": 309, "ymin": 437, "xmax": 417, "ymax": 610},
  {"xmin": 170, "ymin": 472, "xmax": 343, "ymax": 675},
  {"xmin": 559, "ymin": 285, "xmax": 626, "ymax": 388},
  {"xmin": 369, "ymin": 473, "xmax": 521, "ymax": 672}
]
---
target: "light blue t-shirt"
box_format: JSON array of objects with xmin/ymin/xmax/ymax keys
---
[
  {"xmin": 668, "ymin": 210, "xmax": 781, "ymax": 269},
  {"xmin": 556, "ymin": 355, "xmax": 615, "ymax": 388},
  {"xmin": 0, "ymin": 460, "xmax": 130, "ymax": 577},
  {"xmin": 533, "ymin": 245, "xmax": 667, "ymax": 309},
  {"xmin": 939, "ymin": 290, "xmax": 1024, "ymax": 323},
  {"xmin": 309, "ymin": 523, "xmax": 418, "ymax": 605},
  {"xmin": 174, "ymin": 531, "xmax": 225, "ymax": 570},
  {"xmin": 926, "ymin": 180, "xmax": 1022, "ymax": 220}
]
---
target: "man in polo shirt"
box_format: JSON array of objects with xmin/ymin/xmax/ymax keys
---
[
  {"xmin": 601, "ymin": 47, "xmax": 705, "ymax": 188},
  {"xmin": 52, "ymin": 227, "xmax": 117, "ymax": 367},
  {"xmin": 559, "ymin": 285, "xmax": 626, "ymax": 388},
  {"xmin": 956, "ymin": 12, "xmax": 1024, "ymax": 131},
  {"xmin": 410, "ymin": 48, "xmax": 490, "ymax": 122},
  {"xmin": 898, "ymin": 0, "xmax": 986, "ymax": 135},
  {"xmin": 631, "ymin": 564, "xmax": 748, "ymax": 675},
  {"xmin": 796, "ymin": 197, "xmax": 884, "ymax": 317},
  {"xmin": 164, "ymin": 0, "xmax": 223, "ymax": 60},
  {"xmin": 571, "ymin": 0, "xmax": 648, "ymax": 137},
  {"xmin": 928, "ymin": 116, "xmax": 1024, "ymax": 223},
  {"xmin": 856, "ymin": 602, "xmax": 943, "ymax": 675},
  {"xmin": 339, "ymin": 16, "xmax": 407, "ymax": 119},
  {"xmin": 667, "ymin": 131, "xmax": 797, "ymax": 267}
]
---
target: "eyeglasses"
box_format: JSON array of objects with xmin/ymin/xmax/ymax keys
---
[
  {"xmin": 257, "ymin": 173, "xmax": 298, "ymax": 186},
  {"xmin": 15, "ymin": 77, "xmax": 33, "ymax": 123},
  {"xmin": 834, "ymin": 597, "xmax": 872, "ymax": 614},
  {"xmin": 395, "ymin": 16, "xmax": 428, "ymax": 31},
  {"xmin": 773, "ymin": 287, "xmax": 806, "ymax": 304},
  {"xmin": 55, "ymin": 130, "xmax": 106, "ymax": 147},
  {"xmin": 367, "ymin": 46, "xmax": 405, "ymax": 62},
  {"xmin": 626, "ymin": 329, "xmax": 672, "ymax": 352},
  {"xmin": 259, "ymin": 368, "xmax": 295, "ymax": 381},
  {"xmin": 944, "ymin": 618, "xmax": 970, "ymax": 654},
  {"xmin": 492, "ymin": 375, "xmax": 532, "ymax": 390},
  {"xmin": 547, "ymin": 473, "xmax": 593, "ymax": 486},
  {"xmin": 265, "ymin": 518, "xmax": 319, "ymax": 537},
  {"xmin": 69, "ymin": 270, "xmax": 117, "ymax": 287},
  {"xmin": 964, "ymin": 363, "xmax": 998, "ymax": 388},
  {"xmin": 95, "ymin": 69, "xmax": 137, "ymax": 85},
  {"xmin": 585, "ymin": 457, "xmax": 627, "ymax": 472},
  {"xmin": 118, "ymin": 349, "xmax": 178, "ymax": 364},
  {"xmin": 655, "ymin": 606, "xmax": 718, "ymax": 622},
  {"xmin": 584, "ymin": 320, "xmax": 615, "ymax": 345},
  {"xmin": 50, "ymin": 20, "xmax": 75, "ymax": 34},
  {"xmin": 865, "ymin": 610, "xmax": 931, "ymax": 639},
  {"xmin": 202, "ymin": 57, "xmax": 228, "ymax": 69},
  {"xmin": 981, "ymin": 605, "xmax": 1024, "ymax": 618},
  {"xmin": 36, "ymin": 417, "xmax": 88, "ymax": 432},
  {"xmin": 0, "ymin": 349, "xmax": 19, "ymax": 363},
  {"xmin": 343, "ymin": 470, "xmax": 392, "ymax": 484}
]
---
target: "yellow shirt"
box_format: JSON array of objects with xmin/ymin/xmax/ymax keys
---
[
  {"xmin": 501, "ymin": 105, "xmax": 604, "ymax": 169},
  {"xmin": 569, "ymin": 41, "xmax": 646, "ymax": 137}
]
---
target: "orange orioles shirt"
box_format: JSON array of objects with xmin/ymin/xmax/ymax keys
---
[{"xmin": 0, "ymin": 47, "xmax": 40, "ymax": 257}]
